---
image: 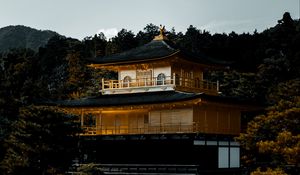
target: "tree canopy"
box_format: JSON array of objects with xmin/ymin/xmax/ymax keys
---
[
  {"xmin": 0, "ymin": 106, "xmax": 81, "ymax": 174},
  {"xmin": 237, "ymin": 96, "xmax": 300, "ymax": 174}
]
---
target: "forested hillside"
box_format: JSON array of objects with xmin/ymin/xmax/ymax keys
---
[
  {"xmin": 0, "ymin": 12, "xmax": 299, "ymax": 174},
  {"xmin": 0, "ymin": 25, "xmax": 59, "ymax": 52}
]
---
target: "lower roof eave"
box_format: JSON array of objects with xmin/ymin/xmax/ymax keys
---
[{"xmin": 43, "ymin": 91, "xmax": 261, "ymax": 110}]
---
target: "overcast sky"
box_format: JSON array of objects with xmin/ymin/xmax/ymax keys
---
[{"xmin": 0, "ymin": 0, "xmax": 299, "ymax": 40}]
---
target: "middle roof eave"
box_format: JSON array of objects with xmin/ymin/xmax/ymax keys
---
[{"xmin": 57, "ymin": 91, "xmax": 202, "ymax": 107}]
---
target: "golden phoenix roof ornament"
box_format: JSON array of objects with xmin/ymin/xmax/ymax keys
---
[{"xmin": 154, "ymin": 24, "xmax": 168, "ymax": 41}]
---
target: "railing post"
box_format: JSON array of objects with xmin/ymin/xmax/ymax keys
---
[
  {"xmin": 101, "ymin": 78, "xmax": 104, "ymax": 90},
  {"xmin": 173, "ymin": 72, "xmax": 176, "ymax": 85}
]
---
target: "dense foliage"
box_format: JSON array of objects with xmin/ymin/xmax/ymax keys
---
[
  {"xmin": 0, "ymin": 12, "xmax": 300, "ymax": 174},
  {"xmin": 1, "ymin": 106, "xmax": 80, "ymax": 174},
  {"xmin": 238, "ymin": 96, "xmax": 300, "ymax": 174}
]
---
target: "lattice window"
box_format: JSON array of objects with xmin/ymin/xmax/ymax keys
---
[{"xmin": 136, "ymin": 70, "xmax": 152, "ymax": 79}]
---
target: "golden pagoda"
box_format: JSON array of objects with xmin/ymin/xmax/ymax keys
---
[{"xmin": 56, "ymin": 26, "xmax": 258, "ymax": 173}]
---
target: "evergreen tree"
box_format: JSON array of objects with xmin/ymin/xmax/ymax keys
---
[
  {"xmin": 107, "ymin": 29, "xmax": 137, "ymax": 55},
  {"xmin": 136, "ymin": 23, "xmax": 159, "ymax": 45},
  {"xmin": 0, "ymin": 106, "xmax": 81, "ymax": 174},
  {"xmin": 82, "ymin": 33, "xmax": 107, "ymax": 58}
]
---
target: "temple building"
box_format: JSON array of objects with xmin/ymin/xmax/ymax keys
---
[{"xmin": 56, "ymin": 27, "xmax": 257, "ymax": 174}]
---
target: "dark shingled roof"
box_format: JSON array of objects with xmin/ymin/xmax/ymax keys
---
[
  {"xmin": 44, "ymin": 91, "xmax": 258, "ymax": 108},
  {"xmin": 88, "ymin": 40, "xmax": 178, "ymax": 64},
  {"xmin": 87, "ymin": 39, "xmax": 229, "ymax": 66},
  {"xmin": 51, "ymin": 91, "xmax": 200, "ymax": 107}
]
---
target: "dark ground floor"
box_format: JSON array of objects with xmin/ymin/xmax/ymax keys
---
[{"xmin": 77, "ymin": 133, "xmax": 241, "ymax": 174}]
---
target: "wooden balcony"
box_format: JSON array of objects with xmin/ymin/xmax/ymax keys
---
[
  {"xmin": 101, "ymin": 74, "xmax": 219, "ymax": 95},
  {"xmin": 81, "ymin": 122, "xmax": 239, "ymax": 136}
]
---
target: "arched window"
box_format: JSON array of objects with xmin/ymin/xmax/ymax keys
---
[
  {"xmin": 157, "ymin": 73, "xmax": 166, "ymax": 85},
  {"xmin": 123, "ymin": 76, "xmax": 131, "ymax": 87}
]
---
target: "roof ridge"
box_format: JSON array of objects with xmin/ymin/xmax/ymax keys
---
[{"xmin": 161, "ymin": 40, "xmax": 176, "ymax": 51}]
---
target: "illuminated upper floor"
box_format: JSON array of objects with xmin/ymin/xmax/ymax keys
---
[{"xmin": 88, "ymin": 27, "xmax": 227, "ymax": 95}]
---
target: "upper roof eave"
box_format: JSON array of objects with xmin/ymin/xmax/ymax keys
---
[
  {"xmin": 88, "ymin": 50, "xmax": 180, "ymax": 67},
  {"xmin": 86, "ymin": 39, "xmax": 231, "ymax": 69},
  {"xmin": 87, "ymin": 40, "xmax": 179, "ymax": 65}
]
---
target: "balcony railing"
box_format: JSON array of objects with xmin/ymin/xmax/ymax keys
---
[
  {"xmin": 81, "ymin": 123, "xmax": 239, "ymax": 136},
  {"xmin": 101, "ymin": 73, "xmax": 219, "ymax": 95},
  {"xmin": 102, "ymin": 76, "xmax": 174, "ymax": 89}
]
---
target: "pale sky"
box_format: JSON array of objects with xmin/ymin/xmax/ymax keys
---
[{"xmin": 0, "ymin": 0, "xmax": 299, "ymax": 40}]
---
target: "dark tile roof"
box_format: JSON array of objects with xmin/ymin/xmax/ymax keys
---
[
  {"xmin": 49, "ymin": 91, "xmax": 200, "ymax": 107},
  {"xmin": 43, "ymin": 91, "xmax": 259, "ymax": 108},
  {"xmin": 87, "ymin": 40, "xmax": 230, "ymax": 66},
  {"xmin": 88, "ymin": 40, "xmax": 178, "ymax": 64}
]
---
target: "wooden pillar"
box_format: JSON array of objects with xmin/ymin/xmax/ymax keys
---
[
  {"xmin": 101, "ymin": 78, "xmax": 104, "ymax": 90},
  {"xmin": 173, "ymin": 72, "xmax": 176, "ymax": 85}
]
